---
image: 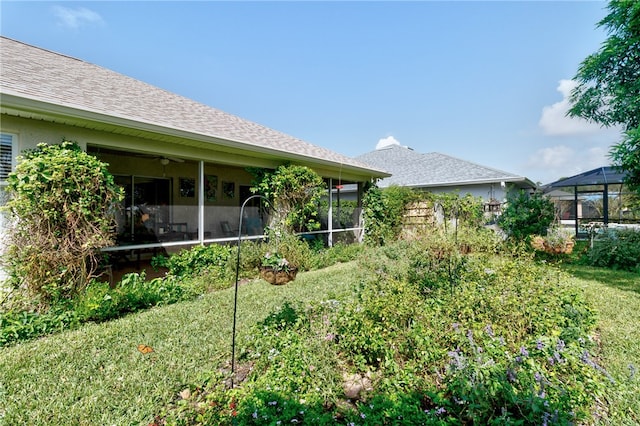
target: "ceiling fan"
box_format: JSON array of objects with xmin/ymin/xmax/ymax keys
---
[
  {"xmin": 133, "ymin": 153, "xmax": 185, "ymax": 164},
  {"xmin": 158, "ymin": 156, "xmax": 184, "ymax": 165}
]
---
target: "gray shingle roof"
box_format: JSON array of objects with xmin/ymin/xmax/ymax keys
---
[
  {"xmin": 0, "ymin": 36, "xmax": 386, "ymax": 177},
  {"xmin": 356, "ymin": 144, "xmax": 530, "ymax": 188}
]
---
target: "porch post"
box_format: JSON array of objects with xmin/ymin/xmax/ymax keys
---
[
  {"xmin": 357, "ymin": 182, "xmax": 364, "ymax": 243},
  {"xmin": 198, "ymin": 160, "xmax": 205, "ymax": 243},
  {"xmin": 574, "ymin": 185, "xmax": 579, "ymax": 238},
  {"xmin": 328, "ymin": 178, "xmax": 333, "ymax": 247},
  {"xmin": 603, "ymin": 183, "xmax": 609, "ymax": 225}
]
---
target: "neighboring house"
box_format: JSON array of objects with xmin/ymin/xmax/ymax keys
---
[
  {"xmin": 0, "ymin": 36, "xmax": 388, "ymax": 268},
  {"xmin": 355, "ymin": 144, "xmax": 536, "ymax": 210}
]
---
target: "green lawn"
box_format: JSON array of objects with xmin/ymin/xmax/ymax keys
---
[
  {"xmin": 562, "ymin": 265, "xmax": 640, "ymax": 425},
  {"xmin": 0, "ymin": 263, "xmax": 359, "ymax": 425},
  {"xmin": 1, "ymin": 262, "xmax": 638, "ymax": 425}
]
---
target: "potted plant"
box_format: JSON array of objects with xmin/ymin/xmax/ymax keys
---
[{"xmin": 260, "ymin": 251, "xmax": 298, "ymax": 285}]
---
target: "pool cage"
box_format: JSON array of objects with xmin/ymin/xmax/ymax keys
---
[{"xmin": 544, "ymin": 166, "xmax": 639, "ymax": 238}]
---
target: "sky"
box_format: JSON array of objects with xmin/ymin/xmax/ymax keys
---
[{"xmin": 1, "ymin": 1, "xmax": 622, "ymax": 184}]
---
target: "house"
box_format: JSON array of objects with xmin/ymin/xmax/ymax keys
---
[
  {"xmin": 0, "ymin": 36, "xmax": 389, "ymax": 271},
  {"xmin": 355, "ymin": 144, "xmax": 536, "ymax": 210}
]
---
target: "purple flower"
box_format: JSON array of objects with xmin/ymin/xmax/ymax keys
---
[
  {"xmin": 452, "ymin": 323, "xmax": 460, "ymax": 332},
  {"xmin": 556, "ymin": 339, "xmax": 565, "ymax": 352},
  {"xmin": 507, "ymin": 369, "xmax": 517, "ymax": 383},
  {"xmin": 520, "ymin": 346, "xmax": 529, "ymax": 357},
  {"xmin": 536, "ymin": 340, "xmax": 544, "ymax": 350},
  {"xmin": 448, "ymin": 349, "xmax": 465, "ymax": 369},
  {"xmin": 484, "ymin": 324, "xmax": 494, "ymax": 338},
  {"xmin": 534, "ymin": 372, "xmax": 542, "ymax": 382},
  {"xmin": 553, "ymin": 351, "xmax": 564, "ymax": 364},
  {"xmin": 436, "ymin": 407, "xmax": 447, "ymax": 415},
  {"xmin": 466, "ymin": 329, "xmax": 474, "ymax": 342}
]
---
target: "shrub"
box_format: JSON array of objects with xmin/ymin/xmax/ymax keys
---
[
  {"xmin": 2, "ymin": 141, "xmax": 123, "ymax": 306},
  {"xmin": 433, "ymin": 192, "xmax": 485, "ymax": 230},
  {"xmin": 249, "ymin": 164, "xmax": 326, "ymax": 233},
  {"xmin": 310, "ymin": 242, "xmax": 365, "ymax": 270},
  {"xmin": 152, "ymin": 243, "xmax": 234, "ymax": 281},
  {"xmin": 498, "ymin": 190, "xmax": 554, "ymax": 242},
  {"xmin": 588, "ymin": 228, "xmax": 640, "ymax": 272},
  {"xmin": 0, "ymin": 305, "xmax": 80, "ymax": 347},
  {"xmin": 362, "ymin": 185, "xmax": 418, "ymax": 245},
  {"xmin": 0, "ymin": 272, "xmax": 189, "ymax": 346},
  {"xmin": 530, "ymin": 226, "xmax": 576, "ymax": 260}
]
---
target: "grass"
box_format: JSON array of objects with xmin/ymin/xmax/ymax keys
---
[
  {"xmin": 562, "ymin": 265, "xmax": 640, "ymax": 425},
  {"xmin": 1, "ymin": 260, "xmax": 638, "ymax": 425},
  {"xmin": 0, "ymin": 263, "xmax": 360, "ymax": 425}
]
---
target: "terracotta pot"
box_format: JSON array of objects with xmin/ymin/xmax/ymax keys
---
[{"xmin": 260, "ymin": 266, "xmax": 298, "ymax": 285}]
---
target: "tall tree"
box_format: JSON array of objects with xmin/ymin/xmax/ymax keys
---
[{"xmin": 568, "ymin": 0, "xmax": 640, "ymax": 192}]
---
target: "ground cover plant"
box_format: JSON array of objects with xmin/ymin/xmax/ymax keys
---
[
  {"xmin": 156, "ymin": 232, "xmax": 612, "ymax": 425},
  {"xmin": 1, "ymin": 236, "xmax": 636, "ymax": 424},
  {"xmin": 586, "ymin": 228, "xmax": 640, "ymax": 272}
]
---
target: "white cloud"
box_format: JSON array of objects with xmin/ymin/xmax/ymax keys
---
[
  {"xmin": 53, "ymin": 6, "xmax": 104, "ymax": 29},
  {"xmin": 539, "ymin": 79, "xmax": 607, "ymax": 136},
  {"xmin": 525, "ymin": 144, "xmax": 609, "ymax": 184},
  {"xmin": 376, "ymin": 136, "xmax": 400, "ymax": 150}
]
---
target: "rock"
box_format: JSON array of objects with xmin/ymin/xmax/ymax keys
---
[{"xmin": 342, "ymin": 372, "xmax": 373, "ymax": 400}]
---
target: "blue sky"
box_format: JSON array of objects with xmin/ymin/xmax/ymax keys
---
[{"xmin": 1, "ymin": 1, "xmax": 621, "ymax": 184}]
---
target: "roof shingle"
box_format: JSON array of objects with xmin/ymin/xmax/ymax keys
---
[
  {"xmin": 0, "ymin": 36, "xmax": 384, "ymax": 175},
  {"xmin": 356, "ymin": 144, "xmax": 528, "ymax": 187}
]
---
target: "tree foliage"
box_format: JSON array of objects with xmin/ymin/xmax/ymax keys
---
[
  {"xmin": 498, "ymin": 190, "xmax": 555, "ymax": 241},
  {"xmin": 433, "ymin": 192, "xmax": 485, "ymax": 230},
  {"xmin": 569, "ymin": 0, "xmax": 640, "ymax": 192},
  {"xmin": 362, "ymin": 185, "xmax": 417, "ymax": 245},
  {"xmin": 250, "ymin": 164, "xmax": 326, "ymax": 233},
  {"xmin": 2, "ymin": 141, "xmax": 123, "ymax": 306}
]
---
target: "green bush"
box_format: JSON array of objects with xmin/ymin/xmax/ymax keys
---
[
  {"xmin": 249, "ymin": 164, "xmax": 326, "ymax": 233},
  {"xmin": 0, "ymin": 272, "xmax": 191, "ymax": 346},
  {"xmin": 310, "ymin": 242, "xmax": 365, "ymax": 270},
  {"xmin": 498, "ymin": 190, "xmax": 555, "ymax": 242},
  {"xmin": 362, "ymin": 185, "xmax": 418, "ymax": 245},
  {"xmin": 0, "ymin": 305, "xmax": 80, "ymax": 347},
  {"xmin": 2, "ymin": 141, "xmax": 123, "ymax": 306},
  {"xmin": 152, "ymin": 243, "xmax": 234, "ymax": 281},
  {"xmin": 588, "ymin": 228, "xmax": 640, "ymax": 272},
  {"xmin": 73, "ymin": 273, "xmax": 187, "ymax": 322}
]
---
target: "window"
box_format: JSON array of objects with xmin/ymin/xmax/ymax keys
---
[{"xmin": 1, "ymin": 133, "xmax": 16, "ymax": 183}]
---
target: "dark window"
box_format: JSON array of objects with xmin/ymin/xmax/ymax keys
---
[{"xmin": 0, "ymin": 133, "xmax": 14, "ymax": 182}]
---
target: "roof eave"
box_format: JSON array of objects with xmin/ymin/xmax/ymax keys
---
[{"xmin": 383, "ymin": 176, "xmax": 536, "ymax": 189}]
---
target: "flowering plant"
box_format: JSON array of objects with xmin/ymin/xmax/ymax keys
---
[{"xmin": 261, "ymin": 251, "xmax": 291, "ymax": 272}]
